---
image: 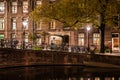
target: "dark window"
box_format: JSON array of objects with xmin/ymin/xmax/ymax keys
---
[
  {"xmin": 112, "ymin": 34, "xmax": 118, "ymax": 37},
  {"xmin": 113, "ymin": 16, "xmax": 119, "ymax": 26}
]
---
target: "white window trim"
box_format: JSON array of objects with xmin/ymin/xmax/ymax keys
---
[
  {"xmin": 12, "ymin": 2, "xmax": 17, "ymax": 14},
  {"xmin": 23, "ymin": 1, "xmax": 28, "ymax": 13},
  {"xmin": 0, "ymin": 2, "xmax": 5, "ymax": 14},
  {"xmin": 0, "ymin": 18, "xmax": 4, "ymax": 30}
]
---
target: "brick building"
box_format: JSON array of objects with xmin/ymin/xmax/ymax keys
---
[{"xmin": 0, "ymin": 0, "xmax": 120, "ymax": 52}]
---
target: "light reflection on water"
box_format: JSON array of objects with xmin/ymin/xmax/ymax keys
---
[{"xmin": 0, "ymin": 66, "xmax": 120, "ymax": 80}]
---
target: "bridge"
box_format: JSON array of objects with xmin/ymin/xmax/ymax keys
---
[{"xmin": 0, "ymin": 48, "xmax": 120, "ymax": 68}]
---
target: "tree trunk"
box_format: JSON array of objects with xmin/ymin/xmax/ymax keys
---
[
  {"xmin": 99, "ymin": 14, "xmax": 105, "ymax": 53},
  {"xmin": 100, "ymin": 24, "xmax": 105, "ymax": 53}
]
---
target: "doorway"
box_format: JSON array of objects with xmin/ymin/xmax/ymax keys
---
[
  {"xmin": 49, "ymin": 35, "xmax": 69, "ymax": 46},
  {"xmin": 112, "ymin": 33, "xmax": 119, "ymax": 52}
]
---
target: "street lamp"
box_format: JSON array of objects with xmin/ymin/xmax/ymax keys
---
[
  {"xmin": 86, "ymin": 26, "xmax": 91, "ymax": 53},
  {"xmin": 22, "ymin": 21, "xmax": 27, "ymax": 49}
]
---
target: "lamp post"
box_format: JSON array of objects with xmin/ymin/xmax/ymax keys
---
[
  {"xmin": 86, "ymin": 26, "xmax": 91, "ymax": 52},
  {"xmin": 22, "ymin": 21, "xmax": 27, "ymax": 49}
]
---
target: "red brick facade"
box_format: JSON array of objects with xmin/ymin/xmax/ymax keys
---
[{"xmin": 0, "ymin": 0, "xmax": 120, "ymax": 52}]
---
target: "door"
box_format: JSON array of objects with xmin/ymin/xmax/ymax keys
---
[{"xmin": 112, "ymin": 33, "xmax": 119, "ymax": 51}]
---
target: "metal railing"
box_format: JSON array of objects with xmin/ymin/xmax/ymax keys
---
[{"xmin": 0, "ymin": 39, "xmax": 97, "ymax": 54}]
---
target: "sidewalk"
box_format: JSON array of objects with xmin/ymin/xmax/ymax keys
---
[
  {"xmin": 83, "ymin": 61, "xmax": 120, "ymax": 68},
  {"xmin": 96, "ymin": 52, "xmax": 120, "ymax": 56}
]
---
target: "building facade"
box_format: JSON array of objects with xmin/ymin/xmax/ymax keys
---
[{"xmin": 0, "ymin": 0, "xmax": 120, "ymax": 52}]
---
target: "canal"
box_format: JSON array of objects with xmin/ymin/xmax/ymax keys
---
[{"xmin": 0, "ymin": 66, "xmax": 120, "ymax": 80}]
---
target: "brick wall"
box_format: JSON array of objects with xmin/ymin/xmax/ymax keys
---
[{"xmin": 0, "ymin": 48, "xmax": 120, "ymax": 68}]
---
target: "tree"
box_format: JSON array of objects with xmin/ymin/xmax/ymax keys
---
[
  {"xmin": 90, "ymin": 0, "xmax": 120, "ymax": 53},
  {"xmin": 30, "ymin": 0, "xmax": 120, "ymax": 53},
  {"xmin": 40, "ymin": 31, "xmax": 49, "ymax": 43},
  {"xmin": 28, "ymin": 33, "xmax": 37, "ymax": 45},
  {"xmin": 30, "ymin": 0, "xmax": 94, "ymax": 28}
]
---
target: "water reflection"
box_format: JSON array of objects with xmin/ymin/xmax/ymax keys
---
[{"xmin": 0, "ymin": 66, "xmax": 120, "ymax": 80}]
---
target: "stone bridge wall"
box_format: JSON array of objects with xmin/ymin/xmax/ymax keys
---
[{"xmin": 0, "ymin": 48, "xmax": 120, "ymax": 68}]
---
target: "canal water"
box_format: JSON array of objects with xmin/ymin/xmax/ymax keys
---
[{"xmin": 0, "ymin": 66, "xmax": 120, "ymax": 80}]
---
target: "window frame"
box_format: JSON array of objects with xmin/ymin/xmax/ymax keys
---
[
  {"xmin": 11, "ymin": 18, "xmax": 17, "ymax": 30},
  {"xmin": 93, "ymin": 33, "xmax": 100, "ymax": 46},
  {"xmin": 12, "ymin": 2, "xmax": 17, "ymax": 14},
  {"xmin": 78, "ymin": 33, "xmax": 85, "ymax": 46},
  {"xmin": 23, "ymin": 1, "xmax": 28, "ymax": 13},
  {"xmin": 0, "ymin": 18, "xmax": 4, "ymax": 30},
  {"xmin": 0, "ymin": 2, "xmax": 5, "ymax": 14},
  {"xmin": 49, "ymin": 20, "xmax": 56, "ymax": 30},
  {"xmin": 22, "ymin": 18, "xmax": 28, "ymax": 30}
]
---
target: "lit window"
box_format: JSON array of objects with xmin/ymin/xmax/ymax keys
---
[
  {"xmin": 25, "ymin": 33, "xmax": 28, "ymax": 43},
  {"xmin": 0, "ymin": 2, "xmax": 4, "ymax": 14},
  {"xmin": 36, "ymin": 1, "xmax": 42, "ymax": 6},
  {"xmin": 50, "ymin": 20, "xmax": 56, "ymax": 29},
  {"xmin": 12, "ymin": 2, "xmax": 17, "ymax": 14},
  {"xmin": 95, "ymin": 77, "xmax": 100, "ymax": 80},
  {"xmin": 23, "ymin": 1, "xmax": 28, "ymax": 13},
  {"xmin": 36, "ymin": 34, "xmax": 41, "ymax": 45},
  {"xmin": 0, "ymin": 34, "xmax": 4, "ymax": 39},
  {"xmin": 0, "ymin": 18, "xmax": 4, "ymax": 30},
  {"xmin": 78, "ymin": 33, "xmax": 84, "ymax": 46},
  {"xmin": 22, "ymin": 18, "xmax": 28, "ymax": 30},
  {"xmin": 36, "ymin": 21, "xmax": 42, "ymax": 30},
  {"xmin": 12, "ymin": 33, "xmax": 16, "ymax": 39},
  {"xmin": 12, "ymin": 18, "xmax": 17, "ymax": 30},
  {"xmin": 93, "ymin": 33, "xmax": 100, "ymax": 46}
]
